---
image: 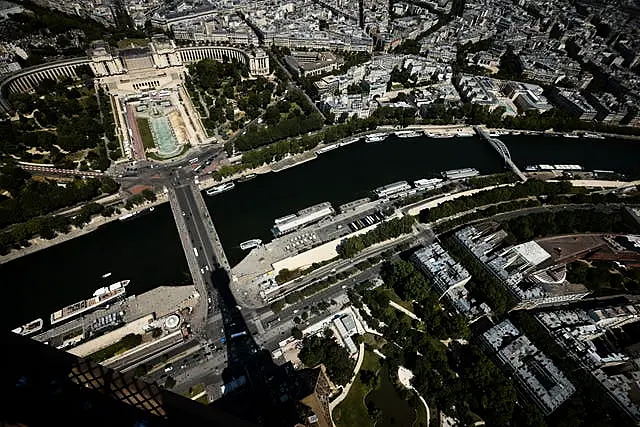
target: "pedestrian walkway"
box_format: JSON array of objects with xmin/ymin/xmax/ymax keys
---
[
  {"xmin": 329, "ymin": 342, "xmax": 365, "ymax": 424},
  {"xmin": 389, "ymin": 301, "xmax": 421, "ymax": 321}
]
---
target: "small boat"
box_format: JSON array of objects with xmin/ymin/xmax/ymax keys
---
[
  {"xmin": 394, "ymin": 130, "xmax": 421, "ymax": 138},
  {"xmin": 102, "ymin": 272, "xmax": 112, "ymax": 278},
  {"xmin": 365, "ymin": 133, "xmax": 388, "ymax": 143},
  {"xmin": 119, "ymin": 212, "xmax": 137, "ymax": 221},
  {"xmin": 237, "ymin": 173, "xmax": 257, "ymax": 182},
  {"xmin": 206, "ymin": 182, "xmax": 235, "ymax": 196},
  {"xmin": 315, "ymin": 144, "xmax": 339, "ymax": 154},
  {"xmin": 12, "ymin": 318, "xmax": 43, "ymax": 336},
  {"xmin": 456, "ymin": 131, "xmax": 475, "ymax": 137},
  {"xmin": 240, "ymin": 239, "xmax": 262, "ymax": 250}
]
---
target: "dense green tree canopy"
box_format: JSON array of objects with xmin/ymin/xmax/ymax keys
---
[{"xmin": 299, "ymin": 335, "xmax": 354, "ymax": 385}]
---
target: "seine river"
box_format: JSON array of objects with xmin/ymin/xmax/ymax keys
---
[{"xmin": 2, "ymin": 134, "xmax": 640, "ymax": 327}]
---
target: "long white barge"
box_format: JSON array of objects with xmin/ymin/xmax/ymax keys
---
[
  {"xmin": 525, "ymin": 164, "xmax": 584, "ymax": 172},
  {"xmin": 374, "ymin": 181, "xmax": 412, "ymax": 199},
  {"xmin": 50, "ymin": 280, "xmax": 130, "ymax": 325},
  {"xmin": 315, "ymin": 144, "xmax": 340, "ymax": 154},
  {"xmin": 441, "ymin": 168, "xmax": 480, "ymax": 180},
  {"xmin": 271, "ymin": 202, "xmax": 335, "ymax": 236},
  {"xmin": 365, "ymin": 133, "xmax": 388, "ymax": 143},
  {"xmin": 206, "ymin": 182, "xmax": 235, "ymax": 196},
  {"xmin": 12, "ymin": 318, "xmax": 43, "ymax": 336}
]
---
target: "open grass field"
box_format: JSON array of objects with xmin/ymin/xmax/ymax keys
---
[
  {"xmin": 136, "ymin": 117, "xmax": 155, "ymax": 150},
  {"xmin": 333, "ymin": 350, "xmax": 380, "ymax": 427}
]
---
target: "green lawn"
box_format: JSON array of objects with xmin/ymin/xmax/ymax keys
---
[
  {"xmin": 412, "ymin": 393, "xmax": 429, "ymax": 427},
  {"xmin": 333, "ymin": 350, "xmax": 381, "ymax": 427},
  {"xmin": 383, "ymin": 288, "xmax": 414, "ymax": 312},
  {"xmin": 136, "ymin": 117, "xmax": 155, "ymax": 150},
  {"xmin": 87, "ymin": 333, "xmax": 142, "ymax": 363},
  {"xmin": 361, "ymin": 333, "xmax": 386, "ymax": 349},
  {"xmin": 188, "ymin": 383, "xmax": 205, "ymax": 398}
]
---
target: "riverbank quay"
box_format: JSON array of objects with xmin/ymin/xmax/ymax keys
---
[
  {"xmin": 198, "ymin": 123, "xmax": 640, "ymax": 191},
  {"xmin": 0, "ymin": 194, "xmax": 169, "ymax": 264},
  {"xmin": 485, "ymin": 127, "xmax": 640, "ymax": 141},
  {"xmin": 229, "ymin": 175, "xmax": 640, "ymax": 309},
  {"xmin": 230, "ymin": 181, "xmax": 518, "ymax": 309},
  {"xmin": 196, "ymin": 124, "xmax": 475, "ymax": 189},
  {"xmin": 31, "ymin": 284, "xmax": 197, "ymax": 352},
  {"xmin": 403, "ymin": 184, "xmax": 516, "ymax": 216}
]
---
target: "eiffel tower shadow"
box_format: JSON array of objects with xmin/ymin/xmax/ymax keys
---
[{"xmin": 207, "ymin": 268, "xmax": 304, "ymax": 426}]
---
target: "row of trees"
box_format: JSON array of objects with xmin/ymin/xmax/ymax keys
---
[
  {"xmin": 240, "ymin": 133, "xmax": 322, "ymax": 169},
  {"xmin": 441, "ymin": 236, "xmax": 513, "ymax": 315},
  {"xmin": 419, "ymin": 180, "xmax": 573, "ymax": 223},
  {"xmin": 298, "ymin": 334, "xmax": 355, "ymax": 385},
  {"xmin": 568, "ymin": 260, "xmax": 640, "ymax": 296},
  {"xmin": 433, "ymin": 185, "xmax": 640, "ymax": 233},
  {"xmin": 87, "ymin": 333, "xmax": 143, "ymax": 363},
  {"xmin": 212, "ymin": 114, "xmax": 377, "ymax": 177},
  {"xmin": 433, "ymin": 198, "xmax": 541, "ymax": 233},
  {"xmin": 502, "ymin": 207, "xmax": 635, "ymax": 242},
  {"xmin": 232, "ymin": 89, "xmax": 324, "ymax": 152},
  {"xmin": 0, "ymin": 164, "xmax": 119, "ymax": 228},
  {"xmin": 417, "ymin": 98, "xmax": 640, "ymax": 136},
  {"xmin": 0, "ymin": 201, "xmax": 117, "ymax": 255},
  {"xmin": 337, "ymin": 216, "xmax": 415, "ymax": 258},
  {"xmin": 282, "ymin": 269, "xmax": 356, "ymax": 305},
  {"xmin": 98, "ymin": 88, "xmax": 122, "ymax": 162}
]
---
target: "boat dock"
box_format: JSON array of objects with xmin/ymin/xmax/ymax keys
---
[
  {"xmin": 474, "ymin": 126, "xmax": 527, "ymax": 182},
  {"xmin": 32, "ymin": 285, "xmax": 199, "ymax": 350},
  {"xmin": 50, "ymin": 285, "xmax": 128, "ymax": 325}
]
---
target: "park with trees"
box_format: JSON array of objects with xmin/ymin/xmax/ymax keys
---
[
  {"xmin": 339, "ymin": 259, "xmax": 532, "ymax": 426},
  {"xmin": 0, "ymin": 163, "xmax": 120, "ymax": 254},
  {"xmin": 231, "ymin": 88, "xmax": 324, "ymax": 152},
  {"xmin": 185, "ymin": 58, "xmax": 280, "ymax": 139},
  {"xmin": 298, "ymin": 334, "xmax": 354, "ymax": 386},
  {"xmin": 2, "ymin": 79, "xmax": 117, "ymax": 171},
  {"xmin": 567, "ymin": 260, "xmax": 640, "ymax": 296}
]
